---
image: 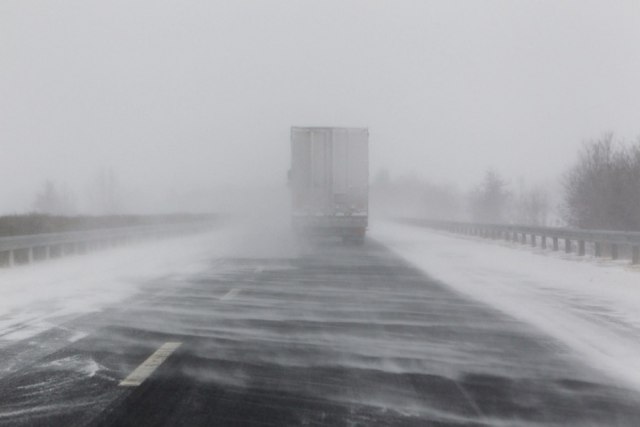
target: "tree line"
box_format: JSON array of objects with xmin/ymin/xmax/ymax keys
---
[
  {"xmin": 0, "ymin": 213, "xmax": 218, "ymax": 238},
  {"xmin": 31, "ymin": 169, "xmax": 122, "ymax": 216},
  {"xmin": 373, "ymin": 133, "xmax": 640, "ymax": 231}
]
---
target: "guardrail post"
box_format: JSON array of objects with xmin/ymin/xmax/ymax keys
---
[
  {"xmin": 405, "ymin": 220, "xmax": 640, "ymax": 266},
  {"xmin": 578, "ymin": 240, "xmax": 586, "ymax": 256},
  {"xmin": 0, "ymin": 222, "xmax": 210, "ymax": 268}
]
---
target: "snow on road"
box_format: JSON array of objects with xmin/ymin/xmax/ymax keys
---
[
  {"xmin": 371, "ymin": 221, "xmax": 640, "ymax": 391},
  {"xmin": 0, "ymin": 226, "xmax": 241, "ymax": 343}
]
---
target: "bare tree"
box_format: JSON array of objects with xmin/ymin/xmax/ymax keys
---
[
  {"xmin": 563, "ymin": 134, "xmax": 640, "ymax": 230},
  {"xmin": 512, "ymin": 183, "xmax": 550, "ymax": 226},
  {"xmin": 470, "ymin": 170, "xmax": 510, "ymax": 223}
]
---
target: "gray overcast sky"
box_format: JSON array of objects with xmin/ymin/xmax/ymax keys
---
[{"xmin": 2, "ymin": 0, "xmax": 640, "ymax": 213}]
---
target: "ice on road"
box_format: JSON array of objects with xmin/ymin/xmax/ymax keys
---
[{"xmin": 372, "ymin": 221, "xmax": 640, "ymax": 391}]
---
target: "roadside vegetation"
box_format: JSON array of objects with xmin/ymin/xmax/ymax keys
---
[
  {"xmin": 0, "ymin": 213, "xmax": 218, "ymax": 237},
  {"xmin": 563, "ymin": 134, "xmax": 640, "ymax": 231},
  {"xmin": 373, "ymin": 133, "xmax": 640, "ymax": 231}
]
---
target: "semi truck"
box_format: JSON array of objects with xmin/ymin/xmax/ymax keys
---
[{"xmin": 289, "ymin": 127, "xmax": 369, "ymax": 242}]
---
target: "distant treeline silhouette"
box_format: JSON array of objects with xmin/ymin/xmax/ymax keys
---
[
  {"xmin": 374, "ymin": 133, "xmax": 640, "ymax": 231},
  {"xmin": 0, "ymin": 213, "xmax": 218, "ymax": 237}
]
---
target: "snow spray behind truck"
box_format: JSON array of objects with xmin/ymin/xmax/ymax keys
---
[{"xmin": 289, "ymin": 127, "xmax": 369, "ymax": 242}]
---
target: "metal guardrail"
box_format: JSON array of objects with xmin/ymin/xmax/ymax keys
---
[
  {"xmin": 0, "ymin": 222, "xmax": 214, "ymax": 268},
  {"xmin": 401, "ymin": 218, "xmax": 640, "ymax": 265}
]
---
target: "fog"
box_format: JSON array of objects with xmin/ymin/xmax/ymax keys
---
[
  {"xmin": 6, "ymin": 3, "xmax": 640, "ymax": 424},
  {"xmin": 2, "ymin": 0, "xmax": 640, "ymax": 215}
]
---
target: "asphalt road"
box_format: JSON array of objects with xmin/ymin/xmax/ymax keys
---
[{"xmin": 1, "ymin": 236, "xmax": 640, "ymax": 426}]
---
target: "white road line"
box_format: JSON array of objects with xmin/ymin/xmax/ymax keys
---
[
  {"xmin": 220, "ymin": 288, "xmax": 240, "ymax": 301},
  {"xmin": 119, "ymin": 342, "xmax": 181, "ymax": 387}
]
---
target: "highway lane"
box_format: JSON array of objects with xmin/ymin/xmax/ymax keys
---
[{"xmin": 1, "ymin": 237, "xmax": 640, "ymax": 426}]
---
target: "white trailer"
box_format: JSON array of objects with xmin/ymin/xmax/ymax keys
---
[{"xmin": 290, "ymin": 127, "xmax": 369, "ymax": 242}]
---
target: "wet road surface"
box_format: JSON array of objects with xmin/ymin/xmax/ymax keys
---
[{"xmin": 1, "ymin": 238, "xmax": 640, "ymax": 426}]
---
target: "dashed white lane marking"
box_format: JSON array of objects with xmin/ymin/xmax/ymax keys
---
[
  {"xmin": 119, "ymin": 342, "xmax": 181, "ymax": 387},
  {"xmin": 220, "ymin": 288, "xmax": 240, "ymax": 301}
]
